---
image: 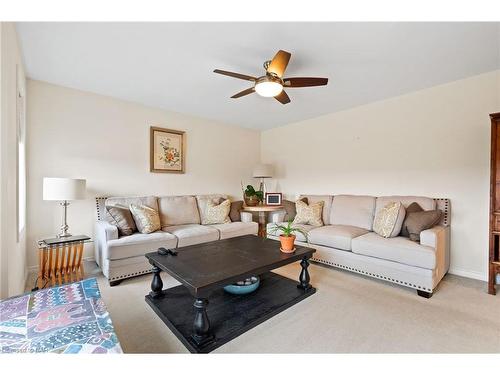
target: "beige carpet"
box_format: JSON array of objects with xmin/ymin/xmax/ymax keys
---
[{"xmin": 26, "ymin": 261, "xmax": 500, "ymax": 353}]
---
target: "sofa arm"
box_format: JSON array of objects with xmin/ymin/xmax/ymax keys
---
[
  {"xmin": 240, "ymin": 211, "xmax": 253, "ymax": 223},
  {"xmin": 420, "ymin": 225, "xmax": 447, "ymax": 249},
  {"xmin": 420, "ymin": 225, "xmax": 450, "ymax": 285},
  {"xmin": 96, "ymin": 220, "xmax": 118, "ymax": 241},
  {"xmin": 269, "ymin": 210, "xmax": 286, "ymax": 223},
  {"xmin": 94, "ymin": 220, "xmax": 118, "ymax": 267}
]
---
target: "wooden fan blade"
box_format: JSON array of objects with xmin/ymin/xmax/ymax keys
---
[
  {"xmin": 231, "ymin": 87, "xmax": 255, "ymax": 98},
  {"xmin": 267, "ymin": 50, "xmax": 291, "ymax": 78},
  {"xmin": 274, "ymin": 90, "xmax": 290, "ymax": 105},
  {"xmin": 283, "ymin": 77, "xmax": 328, "ymax": 87},
  {"xmin": 214, "ymin": 69, "xmax": 256, "ymax": 81}
]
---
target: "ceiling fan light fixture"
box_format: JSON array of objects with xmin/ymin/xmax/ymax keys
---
[{"xmin": 254, "ymin": 77, "xmax": 283, "ymax": 97}]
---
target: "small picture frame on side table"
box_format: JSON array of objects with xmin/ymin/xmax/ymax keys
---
[{"xmin": 265, "ymin": 193, "xmax": 282, "ymax": 206}]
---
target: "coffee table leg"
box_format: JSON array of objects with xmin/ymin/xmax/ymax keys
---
[
  {"xmin": 298, "ymin": 256, "xmax": 312, "ymax": 291},
  {"xmin": 191, "ymin": 298, "xmax": 214, "ymax": 346},
  {"xmin": 149, "ymin": 265, "xmax": 163, "ymax": 298}
]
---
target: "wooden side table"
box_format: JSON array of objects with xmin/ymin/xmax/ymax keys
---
[
  {"xmin": 242, "ymin": 205, "xmax": 284, "ymax": 237},
  {"xmin": 36, "ymin": 235, "xmax": 91, "ymax": 289}
]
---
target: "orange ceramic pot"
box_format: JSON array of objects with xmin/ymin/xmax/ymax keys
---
[{"xmin": 280, "ymin": 234, "xmax": 296, "ymax": 253}]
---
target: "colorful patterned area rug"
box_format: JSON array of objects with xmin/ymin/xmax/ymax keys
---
[{"xmin": 0, "ymin": 278, "xmax": 123, "ymax": 353}]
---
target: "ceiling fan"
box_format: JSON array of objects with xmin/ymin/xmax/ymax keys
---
[{"xmin": 213, "ymin": 50, "xmax": 328, "ymax": 105}]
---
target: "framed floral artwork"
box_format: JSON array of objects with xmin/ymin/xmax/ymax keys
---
[{"xmin": 150, "ymin": 126, "xmax": 185, "ymax": 173}]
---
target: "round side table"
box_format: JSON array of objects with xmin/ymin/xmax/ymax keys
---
[{"xmin": 242, "ymin": 205, "xmax": 284, "ymax": 237}]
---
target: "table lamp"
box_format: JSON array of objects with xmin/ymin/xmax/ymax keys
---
[
  {"xmin": 252, "ymin": 164, "xmax": 273, "ymax": 196},
  {"xmin": 43, "ymin": 177, "xmax": 86, "ymax": 238}
]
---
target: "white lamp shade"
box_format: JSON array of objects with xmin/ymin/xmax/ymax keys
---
[
  {"xmin": 43, "ymin": 178, "xmax": 86, "ymax": 201},
  {"xmin": 252, "ymin": 164, "xmax": 274, "ymax": 178}
]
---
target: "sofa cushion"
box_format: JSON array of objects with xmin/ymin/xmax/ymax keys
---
[
  {"xmin": 330, "ymin": 195, "xmax": 376, "ymax": 231},
  {"xmin": 163, "ymin": 224, "xmax": 219, "ymax": 247},
  {"xmin": 266, "ymin": 222, "xmax": 316, "ymax": 242},
  {"xmin": 308, "ymin": 225, "xmax": 369, "ymax": 251},
  {"xmin": 299, "ymin": 195, "xmax": 332, "ymax": 225},
  {"xmin": 373, "ymin": 201, "xmax": 406, "ymax": 238},
  {"xmin": 375, "ymin": 196, "xmax": 435, "ymax": 217},
  {"xmin": 105, "ymin": 231, "xmax": 178, "ymax": 260},
  {"xmin": 210, "ymin": 222, "xmax": 258, "ymax": 239},
  {"xmin": 351, "ymin": 232, "xmax": 436, "ymax": 269},
  {"xmin": 106, "ymin": 196, "xmax": 158, "ymax": 213},
  {"xmin": 158, "ymin": 196, "xmax": 201, "ymax": 226}
]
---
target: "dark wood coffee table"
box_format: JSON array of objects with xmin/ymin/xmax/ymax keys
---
[{"xmin": 145, "ymin": 235, "xmax": 316, "ymax": 353}]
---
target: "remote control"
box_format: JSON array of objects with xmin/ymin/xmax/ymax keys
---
[{"xmin": 158, "ymin": 247, "xmax": 169, "ymax": 255}]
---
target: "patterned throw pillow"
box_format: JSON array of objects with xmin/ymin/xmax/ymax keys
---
[
  {"xmin": 373, "ymin": 201, "xmax": 406, "ymax": 238},
  {"xmin": 201, "ymin": 199, "xmax": 231, "ymax": 225},
  {"xmin": 129, "ymin": 204, "xmax": 161, "ymax": 234},
  {"xmin": 293, "ymin": 199, "xmax": 324, "ymax": 226}
]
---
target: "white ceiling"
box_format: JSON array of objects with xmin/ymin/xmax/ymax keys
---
[{"xmin": 16, "ymin": 22, "xmax": 500, "ymax": 130}]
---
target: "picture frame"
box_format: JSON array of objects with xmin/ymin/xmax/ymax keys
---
[
  {"xmin": 150, "ymin": 126, "xmax": 185, "ymax": 173},
  {"xmin": 265, "ymin": 193, "xmax": 282, "ymax": 206}
]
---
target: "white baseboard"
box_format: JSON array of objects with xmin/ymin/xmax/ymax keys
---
[
  {"xmin": 448, "ymin": 267, "xmax": 487, "ymax": 282},
  {"xmin": 27, "ymin": 256, "xmax": 96, "ymax": 273}
]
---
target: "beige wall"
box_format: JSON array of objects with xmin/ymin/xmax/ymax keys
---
[
  {"xmin": 262, "ymin": 70, "xmax": 500, "ymax": 281},
  {"xmin": 26, "ymin": 80, "xmax": 261, "ymax": 269},
  {"xmin": 0, "ymin": 23, "xmax": 26, "ymax": 298}
]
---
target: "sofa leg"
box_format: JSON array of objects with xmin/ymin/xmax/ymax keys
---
[
  {"xmin": 417, "ymin": 290, "xmax": 433, "ymax": 299},
  {"xmin": 109, "ymin": 279, "xmax": 123, "ymax": 287}
]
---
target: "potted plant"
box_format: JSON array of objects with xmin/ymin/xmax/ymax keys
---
[
  {"xmin": 268, "ymin": 220, "xmax": 308, "ymax": 253},
  {"xmin": 243, "ymin": 184, "xmax": 263, "ymax": 206}
]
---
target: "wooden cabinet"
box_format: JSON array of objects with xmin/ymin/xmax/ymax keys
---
[{"xmin": 489, "ymin": 112, "xmax": 500, "ymax": 294}]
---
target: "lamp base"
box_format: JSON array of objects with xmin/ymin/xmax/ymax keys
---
[{"xmin": 57, "ymin": 201, "xmax": 72, "ymax": 238}]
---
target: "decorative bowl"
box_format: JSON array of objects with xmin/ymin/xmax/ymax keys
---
[{"xmin": 223, "ymin": 276, "xmax": 260, "ymax": 295}]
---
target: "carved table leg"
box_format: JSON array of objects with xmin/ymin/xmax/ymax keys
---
[
  {"xmin": 191, "ymin": 298, "xmax": 214, "ymax": 346},
  {"xmin": 297, "ymin": 256, "xmax": 312, "ymax": 291},
  {"xmin": 149, "ymin": 265, "xmax": 163, "ymax": 298}
]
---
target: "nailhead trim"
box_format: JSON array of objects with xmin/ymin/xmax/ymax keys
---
[
  {"xmin": 311, "ymin": 257, "xmax": 432, "ymax": 292},
  {"xmin": 109, "ymin": 268, "xmax": 153, "ymax": 281},
  {"xmin": 96, "ymin": 197, "xmax": 108, "ymax": 221},
  {"xmin": 435, "ymin": 198, "xmax": 450, "ymax": 226}
]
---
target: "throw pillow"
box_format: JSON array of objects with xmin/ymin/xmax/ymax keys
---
[
  {"xmin": 229, "ymin": 200, "xmax": 244, "ymax": 222},
  {"xmin": 283, "ymin": 197, "xmax": 308, "ymax": 222},
  {"xmin": 201, "ymin": 199, "xmax": 231, "ymax": 225},
  {"xmin": 373, "ymin": 202, "xmax": 406, "ymax": 238},
  {"xmin": 106, "ymin": 204, "xmax": 137, "ymax": 236},
  {"xmin": 129, "ymin": 204, "xmax": 161, "ymax": 234},
  {"xmin": 293, "ymin": 199, "xmax": 324, "ymax": 226},
  {"xmin": 400, "ymin": 202, "xmax": 424, "ymax": 237},
  {"xmin": 405, "ymin": 210, "xmax": 442, "ymax": 242}
]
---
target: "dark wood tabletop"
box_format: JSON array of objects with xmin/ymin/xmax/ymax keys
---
[{"xmin": 146, "ymin": 234, "xmax": 315, "ymax": 297}]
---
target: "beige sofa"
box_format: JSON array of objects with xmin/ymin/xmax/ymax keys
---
[
  {"xmin": 95, "ymin": 194, "xmax": 258, "ymax": 286},
  {"xmin": 267, "ymin": 195, "xmax": 450, "ymax": 298}
]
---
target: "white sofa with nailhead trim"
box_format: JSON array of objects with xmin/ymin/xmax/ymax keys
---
[
  {"xmin": 95, "ymin": 195, "xmax": 257, "ymax": 286},
  {"xmin": 267, "ymin": 195, "xmax": 450, "ymax": 298}
]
